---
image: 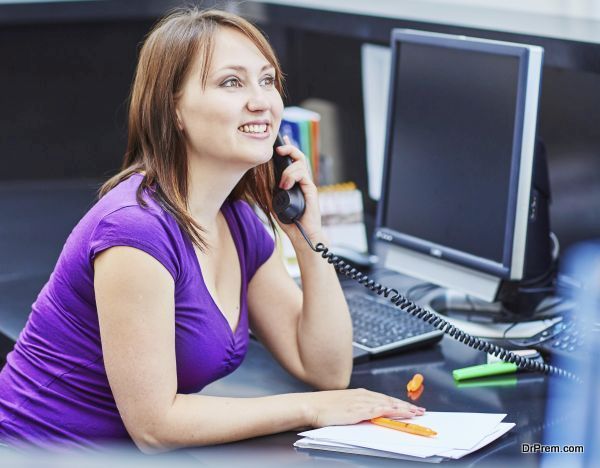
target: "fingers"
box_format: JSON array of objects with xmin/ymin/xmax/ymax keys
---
[
  {"xmin": 381, "ymin": 402, "xmax": 426, "ymax": 419},
  {"xmin": 311, "ymin": 388, "xmax": 427, "ymax": 428},
  {"xmin": 347, "ymin": 389, "xmax": 424, "ymax": 420},
  {"xmin": 362, "ymin": 403, "xmax": 417, "ymax": 421},
  {"xmin": 275, "ymin": 142, "xmax": 313, "ymax": 191},
  {"xmin": 390, "ymin": 396, "xmax": 425, "ymax": 415},
  {"xmin": 275, "ymin": 135, "xmax": 305, "ymax": 162},
  {"xmin": 366, "ymin": 390, "xmax": 426, "ymax": 419},
  {"xmin": 278, "ymin": 163, "xmax": 310, "ymax": 190}
]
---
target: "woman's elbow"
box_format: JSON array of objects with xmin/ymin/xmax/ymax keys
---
[
  {"xmin": 126, "ymin": 417, "xmax": 175, "ymax": 454},
  {"xmin": 131, "ymin": 429, "xmax": 171, "ymax": 454},
  {"xmin": 317, "ymin": 379, "xmax": 350, "ymax": 391},
  {"xmin": 312, "ymin": 368, "xmax": 352, "ymax": 390},
  {"xmin": 314, "ymin": 358, "xmax": 353, "ymax": 390}
]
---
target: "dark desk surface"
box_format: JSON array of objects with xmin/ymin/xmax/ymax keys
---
[
  {"xmin": 0, "ymin": 335, "xmax": 559, "ymax": 467},
  {"xmin": 187, "ymin": 335, "xmax": 554, "ymax": 467},
  {"xmin": 0, "ymin": 179, "xmax": 100, "ymax": 347}
]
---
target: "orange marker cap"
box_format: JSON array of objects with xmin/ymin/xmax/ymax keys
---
[
  {"xmin": 408, "ymin": 384, "xmax": 424, "ymax": 401},
  {"xmin": 407, "ymin": 373, "xmax": 424, "ymax": 392}
]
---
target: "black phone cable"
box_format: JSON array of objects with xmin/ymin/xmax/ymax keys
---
[{"xmin": 293, "ymin": 220, "xmax": 578, "ymax": 381}]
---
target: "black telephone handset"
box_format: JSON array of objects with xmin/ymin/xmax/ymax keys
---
[
  {"xmin": 271, "ymin": 136, "xmax": 575, "ymax": 380},
  {"xmin": 272, "ymin": 134, "xmax": 306, "ymax": 224}
]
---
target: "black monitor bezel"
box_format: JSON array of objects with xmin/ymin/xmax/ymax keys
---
[{"xmin": 376, "ymin": 29, "xmax": 535, "ymax": 279}]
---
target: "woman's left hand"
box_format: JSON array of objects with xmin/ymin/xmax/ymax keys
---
[{"xmin": 274, "ymin": 136, "xmax": 323, "ymax": 246}]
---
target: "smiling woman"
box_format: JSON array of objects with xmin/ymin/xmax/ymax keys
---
[
  {"xmin": 100, "ymin": 8, "xmax": 285, "ymax": 251},
  {"xmin": 0, "ymin": 7, "xmax": 422, "ymax": 453}
]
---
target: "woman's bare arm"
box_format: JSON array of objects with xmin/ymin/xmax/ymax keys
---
[
  {"xmin": 95, "ymin": 246, "xmax": 421, "ymax": 453},
  {"xmin": 247, "ymin": 240, "xmax": 353, "ymax": 391}
]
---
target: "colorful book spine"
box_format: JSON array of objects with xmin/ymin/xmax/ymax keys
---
[{"xmin": 281, "ymin": 106, "xmax": 321, "ymax": 184}]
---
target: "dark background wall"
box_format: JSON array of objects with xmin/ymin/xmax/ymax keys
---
[
  {"xmin": 0, "ymin": 20, "xmax": 152, "ymax": 180},
  {"xmin": 0, "ymin": 9, "xmax": 598, "ymax": 251}
]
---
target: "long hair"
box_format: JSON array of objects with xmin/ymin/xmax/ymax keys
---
[{"xmin": 99, "ymin": 7, "xmax": 282, "ymax": 250}]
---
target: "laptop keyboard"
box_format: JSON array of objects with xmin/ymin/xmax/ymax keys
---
[{"xmin": 347, "ymin": 292, "xmax": 444, "ymax": 355}]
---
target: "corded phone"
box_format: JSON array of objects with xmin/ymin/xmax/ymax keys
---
[{"xmin": 271, "ymin": 134, "xmax": 575, "ymax": 380}]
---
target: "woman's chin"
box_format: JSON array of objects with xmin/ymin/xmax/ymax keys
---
[{"xmin": 247, "ymin": 150, "xmax": 274, "ymax": 167}]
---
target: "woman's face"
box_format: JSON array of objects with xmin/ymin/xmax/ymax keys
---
[{"xmin": 176, "ymin": 27, "xmax": 284, "ymax": 168}]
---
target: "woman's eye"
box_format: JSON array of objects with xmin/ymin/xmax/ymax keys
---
[
  {"xmin": 222, "ymin": 78, "xmax": 241, "ymax": 88},
  {"xmin": 261, "ymin": 75, "xmax": 275, "ymax": 87}
]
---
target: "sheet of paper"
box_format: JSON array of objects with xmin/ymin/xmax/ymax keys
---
[
  {"xmin": 299, "ymin": 412, "xmax": 507, "ymax": 455},
  {"xmin": 296, "ymin": 435, "xmax": 442, "ymax": 459},
  {"xmin": 296, "ymin": 422, "xmax": 514, "ymax": 461},
  {"xmin": 294, "ymin": 438, "xmax": 444, "ymax": 463},
  {"xmin": 437, "ymin": 422, "xmax": 515, "ymax": 459}
]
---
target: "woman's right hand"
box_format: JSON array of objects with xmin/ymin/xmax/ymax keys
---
[{"xmin": 306, "ymin": 388, "xmax": 426, "ymax": 428}]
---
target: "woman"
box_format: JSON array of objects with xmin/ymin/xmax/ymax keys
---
[{"xmin": 0, "ymin": 8, "xmax": 424, "ymax": 452}]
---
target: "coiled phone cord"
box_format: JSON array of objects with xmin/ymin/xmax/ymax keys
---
[{"xmin": 293, "ymin": 220, "xmax": 578, "ymax": 381}]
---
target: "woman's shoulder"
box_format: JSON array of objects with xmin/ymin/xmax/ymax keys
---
[
  {"xmin": 227, "ymin": 199, "xmax": 269, "ymax": 237},
  {"xmin": 95, "ymin": 173, "xmax": 151, "ymax": 210},
  {"xmin": 227, "ymin": 198, "xmax": 255, "ymax": 218},
  {"xmin": 89, "ymin": 175, "xmax": 179, "ymax": 241},
  {"xmin": 90, "ymin": 174, "xmax": 169, "ymax": 227},
  {"xmin": 84, "ymin": 175, "xmax": 185, "ymax": 280}
]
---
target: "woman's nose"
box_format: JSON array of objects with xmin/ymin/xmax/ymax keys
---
[{"xmin": 246, "ymin": 88, "xmax": 270, "ymax": 112}]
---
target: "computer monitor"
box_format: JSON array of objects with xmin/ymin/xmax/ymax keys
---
[{"xmin": 375, "ymin": 29, "xmax": 546, "ymax": 305}]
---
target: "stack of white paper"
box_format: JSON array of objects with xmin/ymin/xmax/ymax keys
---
[{"xmin": 294, "ymin": 412, "xmax": 515, "ymax": 462}]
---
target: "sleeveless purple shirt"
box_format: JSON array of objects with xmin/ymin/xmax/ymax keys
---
[{"xmin": 0, "ymin": 174, "xmax": 274, "ymax": 449}]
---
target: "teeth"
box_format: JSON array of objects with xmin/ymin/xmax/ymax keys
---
[{"xmin": 239, "ymin": 124, "xmax": 267, "ymax": 134}]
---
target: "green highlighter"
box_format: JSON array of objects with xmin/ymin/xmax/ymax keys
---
[{"xmin": 452, "ymin": 362, "xmax": 518, "ymax": 381}]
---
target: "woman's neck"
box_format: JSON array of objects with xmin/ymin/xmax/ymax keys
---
[{"xmin": 186, "ymin": 155, "xmax": 247, "ymax": 231}]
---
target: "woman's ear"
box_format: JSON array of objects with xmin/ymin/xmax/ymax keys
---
[{"xmin": 175, "ymin": 108, "xmax": 184, "ymax": 132}]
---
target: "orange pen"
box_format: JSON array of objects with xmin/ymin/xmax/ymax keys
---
[{"xmin": 370, "ymin": 417, "xmax": 437, "ymax": 437}]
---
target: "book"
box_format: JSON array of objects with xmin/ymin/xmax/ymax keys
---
[{"xmin": 281, "ymin": 106, "xmax": 321, "ymax": 182}]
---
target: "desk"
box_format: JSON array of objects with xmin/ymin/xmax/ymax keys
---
[
  {"xmin": 184, "ymin": 335, "xmax": 552, "ymax": 466},
  {"xmin": 0, "ymin": 334, "xmax": 573, "ymax": 466}
]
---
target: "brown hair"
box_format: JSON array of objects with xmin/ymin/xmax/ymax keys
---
[{"xmin": 99, "ymin": 7, "xmax": 283, "ymax": 250}]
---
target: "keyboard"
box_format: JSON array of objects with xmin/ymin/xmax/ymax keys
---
[{"xmin": 347, "ymin": 292, "xmax": 444, "ymax": 358}]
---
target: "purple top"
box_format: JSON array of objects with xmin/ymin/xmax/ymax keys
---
[{"xmin": 0, "ymin": 174, "xmax": 274, "ymax": 449}]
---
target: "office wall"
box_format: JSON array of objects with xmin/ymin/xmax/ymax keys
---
[
  {"xmin": 0, "ymin": 19, "xmax": 598, "ymax": 249},
  {"xmin": 0, "ymin": 20, "xmax": 152, "ymax": 180},
  {"xmin": 538, "ymin": 67, "xmax": 600, "ymax": 247}
]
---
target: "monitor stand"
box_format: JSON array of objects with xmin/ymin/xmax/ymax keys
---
[
  {"xmin": 425, "ymin": 290, "xmax": 565, "ymax": 340},
  {"xmin": 426, "ymin": 289, "xmax": 568, "ymax": 326}
]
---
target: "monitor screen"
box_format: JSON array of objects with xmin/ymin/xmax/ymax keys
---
[
  {"xmin": 376, "ymin": 30, "xmax": 543, "ymax": 300},
  {"xmin": 386, "ymin": 43, "xmax": 519, "ymax": 264}
]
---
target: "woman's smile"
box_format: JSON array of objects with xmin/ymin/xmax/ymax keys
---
[{"xmin": 237, "ymin": 121, "xmax": 271, "ymax": 139}]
